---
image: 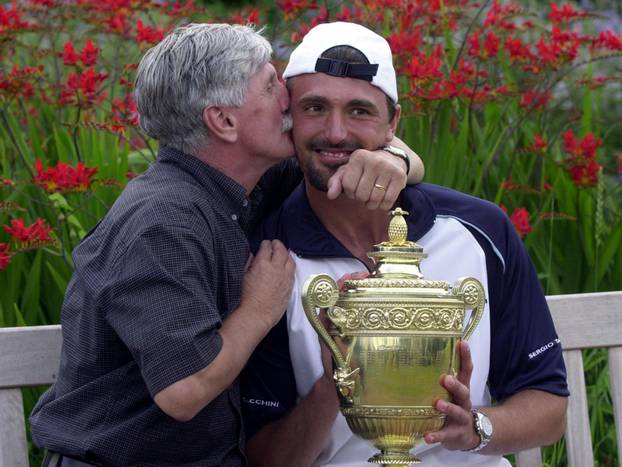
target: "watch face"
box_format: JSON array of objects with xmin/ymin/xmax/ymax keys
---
[
  {"xmin": 481, "ymin": 414, "xmax": 493, "ymax": 437},
  {"xmin": 385, "ymin": 145, "xmax": 406, "ymax": 157}
]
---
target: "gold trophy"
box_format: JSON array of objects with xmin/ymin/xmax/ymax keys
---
[{"xmin": 302, "ymin": 208, "xmax": 485, "ymax": 466}]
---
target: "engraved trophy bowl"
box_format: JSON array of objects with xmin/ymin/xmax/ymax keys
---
[{"xmin": 302, "ymin": 208, "xmax": 485, "ymax": 466}]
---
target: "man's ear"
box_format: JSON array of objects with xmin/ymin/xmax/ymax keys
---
[
  {"xmin": 385, "ymin": 104, "xmax": 402, "ymax": 142},
  {"xmin": 203, "ymin": 106, "xmax": 238, "ymax": 143}
]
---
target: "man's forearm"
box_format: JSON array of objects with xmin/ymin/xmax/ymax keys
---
[
  {"xmin": 390, "ymin": 136, "xmax": 424, "ymax": 184},
  {"xmin": 154, "ymin": 304, "xmax": 275, "ymax": 422},
  {"xmin": 478, "ymin": 389, "xmax": 567, "ymax": 455},
  {"xmin": 248, "ymin": 377, "xmax": 340, "ymax": 467}
]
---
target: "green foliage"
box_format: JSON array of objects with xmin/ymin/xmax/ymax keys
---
[{"xmin": 0, "ymin": 1, "xmax": 621, "ymax": 466}]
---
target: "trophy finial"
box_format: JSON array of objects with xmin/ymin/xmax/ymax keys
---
[{"xmin": 388, "ymin": 208, "xmax": 409, "ymax": 245}]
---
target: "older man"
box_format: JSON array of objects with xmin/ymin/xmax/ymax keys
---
[
  {"xmin": 30, "ymin": 24, "xmax": 423, "ymax": 466},
  {"xmin": 242, "ymin": 22, "xmax": 569, "ymax": 467}
]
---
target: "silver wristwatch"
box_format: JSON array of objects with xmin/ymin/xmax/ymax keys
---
[
  {"xmin": 466, "ymin": 409, "xmax": 493, "ymax": 453},
  {"xmin": 380, "ymin": 145, "xmax": 410, "ymax": 175}
]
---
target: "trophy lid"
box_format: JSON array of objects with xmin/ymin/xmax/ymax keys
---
[{"xmin": 343, "ymin": 208, "xmax": 450, "ymax": 291}]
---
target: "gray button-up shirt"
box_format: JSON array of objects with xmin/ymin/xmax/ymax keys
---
[{"xmin": 30, "ymin": 146, "xmax": 299, "ymax": 466}]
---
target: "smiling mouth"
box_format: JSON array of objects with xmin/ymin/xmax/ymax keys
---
[{"xmin": 315, "ymin": 149, "xmax": 352, "ymax": 167}]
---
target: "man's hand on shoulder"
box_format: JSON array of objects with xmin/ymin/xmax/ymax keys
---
[{"xmin": 326, "ymin": 148, "xmax": 408, "ymax": 211}]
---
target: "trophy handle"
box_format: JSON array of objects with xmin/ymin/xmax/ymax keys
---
[
  {"xmin": 302, "ymin": 274, "xmax": 361, "ymax": 403},
  {"xmin": 454, "ymin": 277, "xmax": 486, "ymax": 341},
  {"xmin": 301, "ymin": 274, "xmax": 348, "ymax": 371}
]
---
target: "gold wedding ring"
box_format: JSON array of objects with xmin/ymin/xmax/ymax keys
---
[{"xmin": 374, "ymin": 183, "xmax": 386, "ymax": 191}]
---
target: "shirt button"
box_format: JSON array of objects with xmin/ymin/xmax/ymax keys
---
[
  {"xmin": 242, "ymin": 199, "xmax": 249, "ymax": 208},
  {"xmin": 231, "ymin": 214, "xmax": 238, "ymax": 221}
]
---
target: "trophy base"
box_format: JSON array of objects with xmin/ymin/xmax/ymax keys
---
[{"xmin": 368, "ymin": 451, "xmax": 421, "ymax": 466}]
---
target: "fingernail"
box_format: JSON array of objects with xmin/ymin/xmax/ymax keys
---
[
  {"xmin": 437, "ymin": 400, "xmax": 448, "ymax": 411},
  {"xmin": 445, "ymin": 376, "xmax": 454, "ymax": 387}
]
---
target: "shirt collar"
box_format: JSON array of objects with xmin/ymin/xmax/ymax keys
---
[
  {"xmin": 275, "ymin": 182, "xmax": 437, "ymax": 257},
  {"xmin": 156, "ymin": 146, "xmax": 253, "ymax": 227}
]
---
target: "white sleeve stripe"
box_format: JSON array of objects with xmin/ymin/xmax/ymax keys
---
[{"xmin": 436, "ymin": 214, "xmax": 506, "ymax": 273}]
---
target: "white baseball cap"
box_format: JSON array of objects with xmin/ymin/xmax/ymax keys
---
[{"xmin": 283, "ymin": 22, "xmax": 398, "ymax": 103}]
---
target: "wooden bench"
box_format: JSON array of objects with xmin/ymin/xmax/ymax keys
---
[
  {"xmin": 1, "ymin": 292, "xmax": 621, "ymax": 467},
  {"xmin": 515, "ymin": 291, "xmax": 622, "ymax": 467}
]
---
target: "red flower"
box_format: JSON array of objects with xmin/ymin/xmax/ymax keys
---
[
  {"xmin": 336, "ymin": 6, "xmax": 352, "ymax": 22},
  {"xmin": 104, "ymin": 13, "xmax": 127, "ymax": 34},
  {"xmin": 0, "ymin": 64, "xmax": 43, "ymax": 101},
  {"xmin": 229, "ymin": 7, "xmax": 260, "ymax": 26},
  {"xmin": 510, "ymin": 207, "xmax": 532, "ymax": 238},
  {"xmin": 562, "ymin": 130, "xmax": 602, "ymax": 187},
  {"xmin": 617, "ymin": 154, "xmax": 622, "ymax": 175},
  {"xmin": 0, "ymin": 3, "xmax": 31, "ymax": 34},
  {"xmin": 563, "ymin": 130, "xmax": 602, "ymax": 159},
  {"xmin": 163, "ymin": 0, "xmax": 197, "ymax": 18},
  {"xmin": 62, "ymin": 39, "xmax": 100, "ymax": 66},
  {"xmin": 112, "ymin": 93, "xmax": 139, "ymax": 128},
  {"xmin": 405, "ymin": 45, "xmax": 444, "ymax": 86},
  {"xmin": 0, "ymin": 242, "xmax": 10, "ymax": 271},
  {"xmin": 59, "ymin": 67, "xmax": 108, "ymax": 106},
  {"xmin": 136, "ymin": 19, "xmax": 165, "ymax": 45},
  {"xmin": 569, "ymin": 160, "xmax": 601, "ymax": 187},
  {"xmin": 504, "ymin": 36, "xmax": 533, "ymax": 62},
  {"xmin": 520, "ymin": 90, "xmax": 551, "ymax": 110},
  {"xmin": 62, "ymin": 41, "xmax": 80, "ymax": 65},
  {"xmin": 389, "ymin": 30, "xmax": 422, "ymax": 56},
  {"xmin": 80, "ymin": 39, "xmax": 100, "ymax": 66},
  {"xmin": 33, "ymin": 159, "xmax": 98, "ymax": 193},
  {"xmin": 277, "ymin": 0, "xmax": 317, "ymax": 18},
  {"xmin": 549, "ymin": 3, "xmax": 587, "ymax": 24},
  {"xmin": 532, "ymin": 133, "xmax": 548, "ymax": 152},
  {"xmin": 594, "ymin": 30, "xmax": 622, "ymax": 51},
  {"xmin": 483, "ymin": 0, "xmax": 521, "ymax": 31},
  {"xmin": 3, "ymin": 218, "xmax": 55, "ymax": 250},
  {"xmin": 468, "ymin": 31, "xmax": 500, "ymax": 60},
  {"xmin": 500, "ymin": 178, "xmax": 517, "ymax": 191}
]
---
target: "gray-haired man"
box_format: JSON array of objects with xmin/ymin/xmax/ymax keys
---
[{"xmin": 30, "ymin": 23, "xmax": 423, "ymax": 466}]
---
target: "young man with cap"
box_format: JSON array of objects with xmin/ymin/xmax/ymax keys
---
[
  {"xmin": 242, "ymin": 22, "xmax": 568, "ymax": 467},
  {"xmin": 30, "ymin": 23, "xmax": 423, "ymax": 467}
]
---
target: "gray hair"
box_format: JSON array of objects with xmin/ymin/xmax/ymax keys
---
[{"xmin": 134, "ymin": 23, "xmax": 272, "ymax": 155}]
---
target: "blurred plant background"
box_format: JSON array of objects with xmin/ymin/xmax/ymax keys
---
[{"xmin": 0, "ymin": 0, "xmax": 620, "ymax": 465}]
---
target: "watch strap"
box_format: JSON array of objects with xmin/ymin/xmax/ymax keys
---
[
  {"xmin": 380, "ymin": 145, "xmax": 410, "ymax": 176},
  {"xmin": 465, "ymin": 409, "xmax": 492, "ymax": 453}
]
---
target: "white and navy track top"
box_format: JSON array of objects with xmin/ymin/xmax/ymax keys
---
[{"xmin": 241, "ymin": 182, "xmax": 568, "ymax": 467}]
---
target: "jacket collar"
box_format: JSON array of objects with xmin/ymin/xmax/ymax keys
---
[{"xmin": 276, "ymin": 182, "xmax": 437, "ymax": 258}]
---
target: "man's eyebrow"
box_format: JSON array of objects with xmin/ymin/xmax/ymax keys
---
[
  {"xmin": 297, "ymin": 95, "xmax": 330, "ymax": 106},
  {"xmin": 348, "ymin": 99, "xmax": 378, "ymax": 111}
]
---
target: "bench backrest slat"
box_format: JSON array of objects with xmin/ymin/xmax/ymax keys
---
[
  {"xmin": 547, "ymin": 291, "xmax": 622, "ymax": 350},
  {"xmin": 0, "ymin": 325, "xmax": 62, "ymax": 388}
]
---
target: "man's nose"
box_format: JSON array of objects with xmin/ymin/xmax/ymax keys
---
[{"xmin": 325, "ymin": 111, "xmax": 347, "ymax": 144}]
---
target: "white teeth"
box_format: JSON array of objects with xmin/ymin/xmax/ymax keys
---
[{"xmin": 319, "ymin": 151, "xmax": 349, "ymax": 158}]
